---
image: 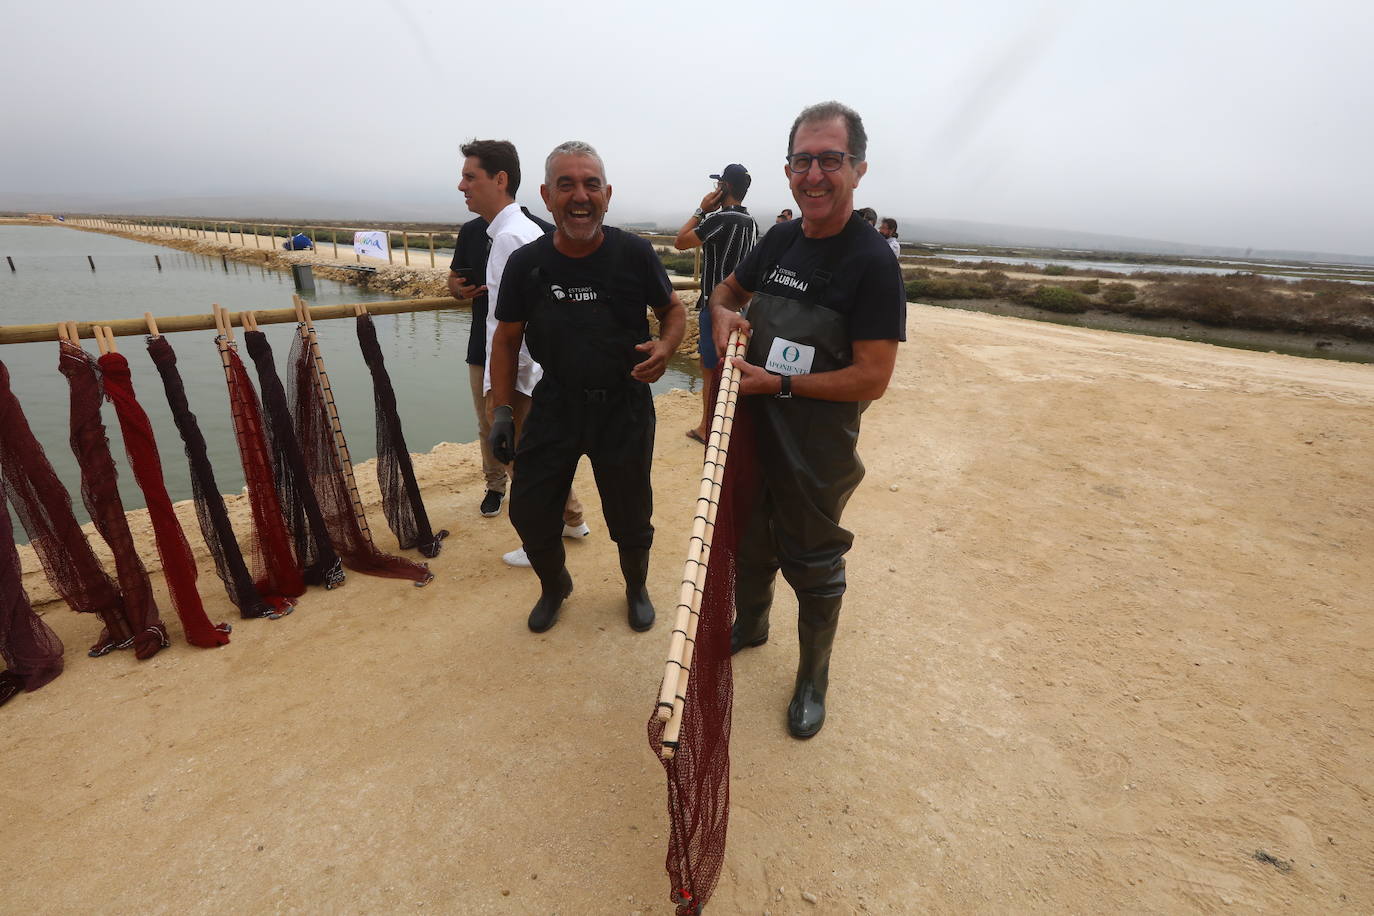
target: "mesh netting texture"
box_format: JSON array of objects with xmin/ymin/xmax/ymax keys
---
[
  {"xmin": 59, "ymin": 342, "xmax": 168, "ymax": 659},
  {"xmin": 218, "ymin": 340, "xmax": 305, "ymax": 612},
  {"xmin": 0, "ymin": 360, "xmax": 132, "ymax": 655},
  {"xmin": 98, "ymin": 351, "xmax": 231, "ymax": 648},
  {"xmin": 0, "ymin": 473, "xmax": 64, "ymax": 705},
  {"xmin": 147, "ymin": 337, "xmax": 279, "ymax": 620},
  {"xmin": 647, "ymin": 392, "xmax": 757, "ymax": 914},
  {"xmin": 243, "ymin": 330, "xmax": 344, "ymax": 589},
  {"xmin": 288, "ymin": 329, "xmax": 431, "ymax": 584},
  {"xmin": 355, "ymin": 314, "xmax": 448, "ymax": 557}
]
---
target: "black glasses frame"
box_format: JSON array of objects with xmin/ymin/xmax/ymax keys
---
[{"xmin": 786, "ymin": 150, "xmax": 859, "ymax": 173}]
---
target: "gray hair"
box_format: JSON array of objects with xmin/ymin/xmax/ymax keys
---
[
  {"xmin": 788, "ymin": 101, "xmax": 868, "ymax": 162},
  {"xmin": 544, "ymin": 140, "xmax": 606, "ymax": 183}
]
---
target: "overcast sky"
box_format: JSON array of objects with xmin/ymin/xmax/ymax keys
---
[{"xmin": 3, "ymin": 0, "xmax": 1371, "ymax": 255}]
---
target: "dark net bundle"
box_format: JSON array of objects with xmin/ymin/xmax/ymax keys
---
[
  {"xmin": 58, "ymin": 341, "xmax": 168, "ymax": 659},
  {"xmin": 98, "ymin": 351, "xmax": 232, "ymax": 648},
  {"xmin": 0, "ymin": 360, "xmax": 134, "ymax": 656},
  {"xmin": 243, "ymin": 330, "xmax": 344, "ymax": 589},
  {"xmin": 0, "ymin": 474, "xmax": 64, "ymax": 707},
  {"xmin": 146, "ymin": 337, "xmax": 279, "ymax": 620},
  {"xmin": 647, "ymin": 394, "xmax": 759, "ymax": 915},
  {"xmin": 219, "ymin": 341, "xmax": 305, "ymax": 612},
  {"xmin": 355, "ymin": 314, "xmax": 448, "ymax": 558},
  {"xmin": 288, "ymin": 329, "xmax": 432, "ymax": 585}
]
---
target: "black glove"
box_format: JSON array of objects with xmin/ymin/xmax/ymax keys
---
[{"xmin": 489, "ymin": 404, "xmax": 516, "ymax": 465}]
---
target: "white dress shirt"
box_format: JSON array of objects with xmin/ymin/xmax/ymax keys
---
[{"xmin": 483, "ymin": 201, "xmax": 547, "ymax": 397}]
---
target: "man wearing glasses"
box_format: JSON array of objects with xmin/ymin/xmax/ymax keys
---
[{"xmin": 708, "ymin": 101, "xmax": 906, "ymax": 739}]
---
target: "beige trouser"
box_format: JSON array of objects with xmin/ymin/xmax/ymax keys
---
[{"xmin": 479, "ymin": 378, "xmax": 583, "ymax": 527}]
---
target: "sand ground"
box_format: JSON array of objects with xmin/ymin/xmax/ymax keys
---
[{"xmin": 3, "ymin": 304, "xmax": 1372, "ymax": 914}]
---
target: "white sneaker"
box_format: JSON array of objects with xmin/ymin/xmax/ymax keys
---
[
  {"xmin": 562, "ymin": 523, "xmax": 591, "ymax": 539},
  {"xmin": 502, "ymin": 547, "xmax": 532, "ymax": 568}
]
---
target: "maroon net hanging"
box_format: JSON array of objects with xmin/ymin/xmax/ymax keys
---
[
  {"xmin": 0, "ymin": 360, "xmax": 134, "ymax": 656},
  {"xmin": 59, "ymin": 341, "xmax": 168, "ymax": 660},
  {"xmin": 647, "ymin": 391, "xmax": 757, "ymax": 915},
  {"xmin": 288, "ymin": 327, "xmax": 432, "ymax": 585},
  {"xmin": 0, "ymin": 474, "xmax": 64, "ymax": 706},
  {"xmin": 242, "ymin": 330, "xmax": 345, "ymax": 589},
  {"xmin": 217, "ymin": 338, "xmax": 305, "ymax": 612},
  {"xmin": 146, "ymin": 337, "xmax": 280, "ymax": 620},
  {"xmin": 98, "ymin": 350, "xmax": 232, "ymax": 648},
  {"xmin": 355, "ymin": 313, "xmax": 448, "ymax": 558}
]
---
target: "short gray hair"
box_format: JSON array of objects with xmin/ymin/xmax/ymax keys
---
[
  {"xmin": 788, "ymin": 101, "xmax": 868, "ymax": 162},
  {"xmin": 544, "ymin": 140, "xmax": 606, "ymax": 183}
]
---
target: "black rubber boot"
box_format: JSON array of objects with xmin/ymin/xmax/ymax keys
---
[
  {"xmin": 526, "ymin": 548, "xmax": 573, "ymax": 633},
  {"xmin": 730, "ymin": 570, "xmax": 776, "ymax": 655},
  {"xmin": 619, "ymin": 546, "xmax": 655, "ymax": 632},
  {"xmin": 787, "ymin": 594, "xmax": 842, "ymax": 739}
]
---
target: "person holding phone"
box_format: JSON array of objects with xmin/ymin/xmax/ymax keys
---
[{"xmin": 673, "ymin": 163, "xmax": 758, "ymax": 445}]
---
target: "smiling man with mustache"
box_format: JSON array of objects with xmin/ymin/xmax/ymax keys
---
[
  {"xmin": 488, "ymin": 140, "xmax": 686, "ymax": 634},
  {"xmin": 708, "ymin": 101, "xmax": 907, "ymax": 739}
]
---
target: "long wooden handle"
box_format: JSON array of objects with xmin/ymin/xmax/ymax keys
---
[
  {"xmin": 655, "ymin": 329, "xmax": 748, "ymax": 729},
  {"xmin": 293, "ymin": 294, "xmax": 373, "ymax": 544}
]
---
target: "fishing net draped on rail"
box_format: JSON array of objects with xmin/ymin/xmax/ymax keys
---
[
  {"xmin": 146, "ymin": 336, "xmax": 279, "ymax": 620},
  {"xmin": 647, "ymin": 387, "xmax": 760, "ymax": 914},
  {"xmin": 288, "ymin": 328, "xmax": 432, "ymax": 584},
  {"xmin": 0, "ymin": 472, "xmax": 64, "ymax": 707},
  {"xmin": 243, "ymin": 329, "xmax": 344, "ymax": 589},
  {"xmin": 98, "ymin": 350, "xmax": 232, "ymax": 648},
  {"xmin": 354, "ymin": 313, "xmax": 448, "ymax": 558},
  {"xmin": 59, "ymin": 341, "xmax": 168, "ymax": 659},
  {"xmin": 217, "ymin": 338, "xmax": 305, "ymax": 612},
  {"xmin": 0, "ymin": 360, "xmax": 133, "ymax": 656}
]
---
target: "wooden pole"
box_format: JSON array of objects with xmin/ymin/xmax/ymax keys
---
[
  {"xmin": 401, "ymin": 231, "xmax": 410, "ymax": 266},
  {"xmin": 0, "ymin": 295, "xmax": 461, "ymax": 345},
  {"xmin": 655, "ymin": 330, "xmax": 748, "ymax": 737},
  {"xmin": 428, "ymin": 232, "xmax": 435, "ymax": 268},
  {"xmin": 292, "ymin": 293, "xmax": 375, "ymax": 545},
  {"xmin": 88, "ymin": 255, "xmax": 95, "ymax": 271}
]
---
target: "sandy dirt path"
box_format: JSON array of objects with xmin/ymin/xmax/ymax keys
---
[{"xmin": 3, "ymin": 304, "xmax": 1371, "ymax": 913}]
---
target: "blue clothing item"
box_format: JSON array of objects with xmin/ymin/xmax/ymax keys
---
[
  {"xmin": 697, "ymin": 299, "xmax": 718, "ymax": 370},
  {"xmin": 283, "ymin": 233, "xmax": 313, "ymax": 251}
]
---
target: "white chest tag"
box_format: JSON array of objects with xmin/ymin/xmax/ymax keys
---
[{"xmin": 765, "ymin": 337, "xmax": 815, "ymax": 376}]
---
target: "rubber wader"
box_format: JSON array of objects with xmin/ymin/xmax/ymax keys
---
[
  {"xmin": 513, "ymin": 233, "xmax": 657, "ymax": 632},
  {"xmin": 733, "ymin": 288, "xmax": 867, "ymax": 738}
]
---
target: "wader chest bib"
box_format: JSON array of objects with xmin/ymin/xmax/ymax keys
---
[{"xmin": 741, "ymin": 289, "xmax": 866, "ymax": 592}]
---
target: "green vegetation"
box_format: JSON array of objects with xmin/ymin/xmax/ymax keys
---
[
  {"xmin": 658, "ymin": 252, "xmax": 698, "ymax": 277},
  {"xmin": 1015, "ymin": 285, "xmax": 1090, "ymax": 313},
  {"xmin": 1102, "ymin": 282, "xmax": 1137, "ymax": 305}
]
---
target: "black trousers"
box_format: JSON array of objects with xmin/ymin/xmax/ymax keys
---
[{"xmin": 509, "ymin": 379, "xmax": 655, "ymax": 563}]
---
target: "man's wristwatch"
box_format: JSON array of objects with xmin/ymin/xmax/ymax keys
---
[
  {"xmin": 692, "ymin": 208, "xmax": 705, "ymax": 220},
  {"xmin": 775, "ymin": 374, "xmax": 792, "ymax": 399}
]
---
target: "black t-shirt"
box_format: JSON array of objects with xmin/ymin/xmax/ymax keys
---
[
  {"xmin": 450, "ymin": 216, "xmax": 490, "ymax": 367},
  {"xmin": 694, "ymin": 206, "xmax": 757, "ymax": 308},
  {"xmin": 495, "ymin": 227, "xmax": 673, "ymax": 339},
  {"xmin": 732, "ymin": 212, "xmax": 907, "ymax": 342},
  {"xmin": 450, "ymin": 208, "xmax": 555, "ymax": 366}
]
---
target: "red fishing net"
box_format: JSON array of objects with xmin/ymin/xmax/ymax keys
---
[
  {"xmin": 146, "ymin": 337, "xmax": 281, "ymax": 620},
  {"xmin": 355, "ymin": 314, "xmax": 448, "ymax": 558},
  {"xmin": 288, "ymin": 329, "xmax": 432, "ymax": 585},
  {"xmin": 218, "ymin": 339, "xmax": 305, "ymax": 612},
  {"xmin": 243, "ymin": 330, "xmax": 345, "ymax": 589},
  {"xmin": 0, "ymin": 360, "xmax": 133, "ymax": 656},
  {"xmin": 0, "ymin": 473, "xmax": 64, "ymax": 706},
  {"xmin": 648, "ymin": 392, "xmax": 758, "ymax": 914},
  {"xmin": 58, "ymin": 341, "xmax": 168, "ymax": 660},
  {"xmin": 98, "ymin": 351, "xmax": 232, "ymax": 648}
]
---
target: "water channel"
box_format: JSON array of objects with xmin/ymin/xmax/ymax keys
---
[{"xmin": 0, "ymin": 225, "xmax": 700, "ymax": 536}]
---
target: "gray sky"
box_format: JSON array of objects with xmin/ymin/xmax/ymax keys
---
[{"xmin": 4, "ymin": 0, "xmax": 1372, "ymax": 255}]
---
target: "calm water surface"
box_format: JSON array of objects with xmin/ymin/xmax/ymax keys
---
[{"xmin": 1, "ymin": 225, "xmax": 699, "ymax": 537}]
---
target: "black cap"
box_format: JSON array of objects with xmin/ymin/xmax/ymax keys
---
[{"xmin": 709, "ymin": 163, "xmax": 751, "ymax": 196}]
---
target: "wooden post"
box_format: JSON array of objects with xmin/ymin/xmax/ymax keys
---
[
  {"xmin": 402, "ymin": 231, "xmax": 410, "ymax": 266},
  {"xmin": 88, "ymin": 255, "xmax": 95, "ymax": 271},
  {"xmin": 155, "ymin": 255, "xmax": 162, "ymax": 271},
  {"xmin": 6, "ymin": 256, "xmax": 13, "ymax": 272},
  {"xmin": 310, "ymin": 228, "xmax": 317, "ymax": 253},
  {"xmin": 254, "ymin": 225, "xmax": 261, "ymax": 249},
  {"xmin": 239, "ymin": 224, "xmax": 246, "ymax": 246},
  {"xmin": 333, "ymin": 232, "xmax": 339, "ymax": 259},
  {"xmin": 428, "ymin": 232, "xmax": 435, "ymax": 268}
]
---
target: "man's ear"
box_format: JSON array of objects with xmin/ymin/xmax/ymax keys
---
[
  {"xmin": 854, "ymin": 160, "xmax": 868, "ymax": 185},
  {"xmin": 604, "ymin": 184, "xmax": 613, "ymax": 208},
  {"xmin": 540, "ymin": 183, "xmax": 552, "ymax": 212},
  {"xmin": 496, "ymin": 171, "xmax": 510, "ymax": 193}
]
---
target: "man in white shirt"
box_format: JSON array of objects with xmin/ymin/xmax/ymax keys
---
[
  {"xmin": 458, "ymin": 139, "xmax": 586, "ymax": 566},
  {"xmin": 878, "ymin": 217, "xmax": 901, "ymax": 256}
]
